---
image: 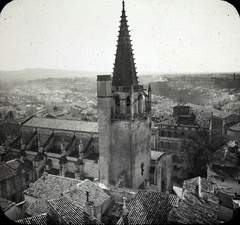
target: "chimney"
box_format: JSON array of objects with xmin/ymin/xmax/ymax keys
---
[
  {"xmin": 84, "ymin": 191, "xmax": 96, "ymax": 220},
  {"xmin": 122, "ymin": 197, "xmax": 129, "ymax": 224},
  {"xmin": 89, "ymin": 204, "xmax": 94, "ymax": 220},
  {"xmin": 198, "ymin": 176, "xmax": 202, "ymax": 197},
  {"xmin": 84, "ymin": 201, "xmax": 95, "ymax": 219},
  {"xmin": 93, "ymin": 178, "xmax": 99, "ymax": 184}
]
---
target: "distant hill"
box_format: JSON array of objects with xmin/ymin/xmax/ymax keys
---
[{"xmin": 0, "ymin": 68, "xmax": 110, "ymax": 82}]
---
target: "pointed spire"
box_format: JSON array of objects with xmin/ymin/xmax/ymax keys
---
[{"xmin": 112, "ymin": 1, "xmax": 138, "ymax": 87}]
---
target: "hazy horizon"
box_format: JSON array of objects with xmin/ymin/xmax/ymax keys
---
[{"xmin": 1, "ymin": 0, "xmax": 240, "ymax": 75}]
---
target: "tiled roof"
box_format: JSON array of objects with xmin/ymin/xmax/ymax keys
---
[
  {"xmin": 210, "ymin": 164, "xmax": 240, "ymax": 179},
  {"xmin": 23, "ymin": 174, "xmax": 80, "ymax": 215},
  {"xmin": 217, "ymin": 191, "xmax": 234, "ymax": 209},
  {"xmin": 228, "ymin": 122, "xmax": 240, "ymax": 131},
  {"xmin": 168, "ymin": 190, "xmax": 220, "ymax": 224},
  {"xmin": 5, "ymin": 158, "xmax": 33, "ymax": 173},
  {"xmin": 185, "ymin": 103, "xmax": 234, "ymax": 118},
  {"xmin": 117, "ymin": 190, "xmax": 179, "ymax": 224},
  {"xmin": 212, "ymin": 148, "xmax": 238, "ymax": 166},
  {"xmin": 183, "ymin": 176, "xmax": 215, "ymax": 193},
  {"xmin": 47, "ymin": 196, "xmax": 104, "ymax": 224},
  {"xmin": 0, "ymin": 197, "xmax": 16, "ymax": 212},
  {"xmin": 25, "ymin": 199, "xmax": 49, "ymax": 216},
  {"xmin": 64, "ymin": 179, "xmax": 111, "ymax": 208},
  {"xmin": 103, "ymin": 201, "xmax": 123, "ymax": 218},
  {"xmin": 23, "ymin": 117, "xmax": 98, "ymax": 133},
  {"xmin": 151, "ymin": 150, "xmax": 165, "ymax": 161},
  {"xmin": 158, "ymin": 112, "xmax": 211, "ymax": 128},
  {"xmin": 23, "ymin": 174, "xmax": 80, "ymax": 198},
  {"xmin": 5, "ymin": 159, "xmax": 21, "ymax": 171},
  {"xmin": 16, "ymin": 213, "xmax": 56, "ymax": 225},
  {"xmin": 0, "ymin": 163, "xmax": 17, "ymax": 180}
]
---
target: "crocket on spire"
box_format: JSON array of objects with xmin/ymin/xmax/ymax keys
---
[{"xmin": 112, "ymin": 1, "xmax": 138, "ymax": 87}]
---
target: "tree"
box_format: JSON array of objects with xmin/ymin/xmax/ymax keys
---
[{"xmin": 181, "ymin": 129, "xmax": 226, "ymax": 178}]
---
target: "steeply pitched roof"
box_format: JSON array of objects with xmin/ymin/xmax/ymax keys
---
[
  {"xmin": 0, "ymin": 197, "xmax": 16, "ymax": 212},
  {"xmin": 22, "ymin": 117, "xmax": 98, "ymax": 133},
  {"xmin": 16, "ymin": 213, "xmax": 56, "ymax": 225},
  {"xmin": 117, "ymin": 190, "xmax": 179, "ymax": 224},
  {"xmin": 168, "ymin": 190, "xmax": 220, "ymax": 224},
  {"xmin": 112, "ymin": 1, "xmax": 138, "ymax": 87},
  {"xmin": 64, "ymin": 179, "xmax": 111, "ymax": 208},
  {"xmin": 47, "ymin": 196, "xmax": 104, "ymax": 225}
]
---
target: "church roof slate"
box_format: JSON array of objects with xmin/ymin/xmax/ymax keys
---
[{"xmin": 23, "ymin": 117, "xmax": 98, "ymax": 133}]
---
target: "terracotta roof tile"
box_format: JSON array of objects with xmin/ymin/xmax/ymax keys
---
[
  {"xmin": 217, "ymin": 191, "xmax": 234, "ymax": 209},
  {"xmin": 47, "ymin": 196, "xmax": 104, "ymax": 224},
  {"xmin": 64, "ymin": 179, "xmax": 111, "ymax": 208},
  {"xmin": 0, "ymin": 197, "xmax": 16, "ymax": 212},
  {"xmin": 23, "ymin": 117, "xmax": 98, "ymax": 133},
  {"xmin": 183, "ymin": 176, "xmax": 215, "ymax": 193},
  {"xmin": 117, "ymin": 190, "xmax": 179, "ymax": 224},
  {"xmin": 16, "ymin": 213, "xmax": 56, "ymax": 225},
  {"xmin": 103, "ymin": 201, "xmax": 123, "ymax": 218},
  {"xmin": 0, "ymin": 163, "xmax": 17, "ymax": 180},
  {"xmin": 168, "ymin": 190, "xmax": 220, "ymax": 224}
]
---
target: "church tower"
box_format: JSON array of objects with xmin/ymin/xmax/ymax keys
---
[{"xmin": 97, "ymin": 1, "xmax": 151, "ymax": 189}]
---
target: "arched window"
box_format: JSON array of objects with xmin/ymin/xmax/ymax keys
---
[
  {"xmin": 126, "ymin": 96, "xmax": 131, "ymax": 115},
  {"xmin": 138, "ymin": 94, "xmax": 143, "ymax": 113},
  {"xmin": 115, "ymin": 95, "xmax": 120, "ymax": 115}
]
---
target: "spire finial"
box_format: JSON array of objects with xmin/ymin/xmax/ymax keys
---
[{"xmin": 122, "ymin": 1, "xmax": 125, "ymax": 11}]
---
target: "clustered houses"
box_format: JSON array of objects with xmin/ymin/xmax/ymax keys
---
[
  {"xmin": 2, "ymin": 0, "xmax": 171, "ymax": 197},
  {"xmin": 152, "ymin": 104, "xmax": 212, "ymax": 181},
  {"xmin": 152, "ymin": 103, "xmax": 240, "ymax": 182},
  {"xmin": 0, "ymin": 158, "xmax": 33, "ymax": 202},
  {"xmin": 207, "ymin": 140, "xmax": 240, "ymax": 196},
  {"xmin": 1, "ymin": 1, "xmax": 240, "ymax": 224}
]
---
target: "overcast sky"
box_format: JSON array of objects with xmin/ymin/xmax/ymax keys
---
[{"xmin": 0, "ymin": 0, "xmax": 240, "ymax": 75}]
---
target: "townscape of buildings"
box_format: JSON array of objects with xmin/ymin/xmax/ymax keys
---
[{"xmin": 0, "ymin": 1, "xmax": 240, "ymax": 224}]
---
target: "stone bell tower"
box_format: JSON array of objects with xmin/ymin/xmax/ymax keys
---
[{"xmin": 97, "ymin": 1, "xmax": 151, "ymax": 189}]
